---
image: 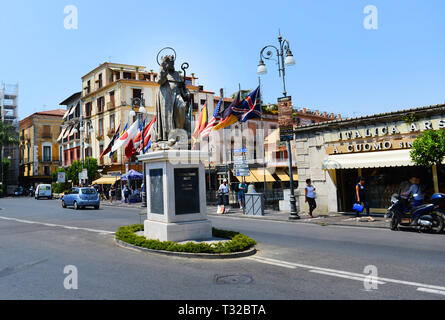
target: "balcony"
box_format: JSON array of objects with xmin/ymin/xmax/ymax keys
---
[
  {"xmin": 107, "ymin": 128, "xmax": 116, "ymax": 138},
  {"xmin": 96, "ymin": 133, "xmax": 104, "ymax": 141},
  {"xmin": 107, "ymin": 101, "xmax": 115, "ymax": 110}
]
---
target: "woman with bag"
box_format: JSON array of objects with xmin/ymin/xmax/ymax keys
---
[
  {"xmin": 354, "ymin": 177, "xmax": 373, "ymax": 221},
  {"xmin": 305, "ymin": 179, "xmax": 316, "ymax": 218}
]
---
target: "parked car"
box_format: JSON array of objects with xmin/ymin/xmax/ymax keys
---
[
  {"xmin": 61, "ymin": 187, "xmax": 100, "ymax": 210},
  {"xmin": 35, "ymin": 184, "xmax": 52, "ymax": 199},
  {"xmin": 13, "ymin": 186, "xmax": 24, "ymax": 196}
]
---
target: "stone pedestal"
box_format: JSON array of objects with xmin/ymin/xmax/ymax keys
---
[{"xmin": 137, "ymin": 150, "xmax": 212, "ymax": 242}]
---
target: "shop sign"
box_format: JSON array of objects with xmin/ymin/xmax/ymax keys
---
[
  {"xmin": 278, "ymin": 96, "xmax": 294, "ymax": 141},
  {"xmin": 327, "ymin": 138, "xmax": 415, "ymax": 155},
  {"xmin": 335, "ymin": 118, "xmax": 445, "ymax": 142}
]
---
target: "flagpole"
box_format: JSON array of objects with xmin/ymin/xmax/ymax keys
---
[{"xmin": 206, "ymin": 94, "xmax": 211, "ymax": 196}]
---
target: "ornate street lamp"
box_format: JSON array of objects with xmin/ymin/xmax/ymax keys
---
[
  {"xmin": 131, "ymin": 95, "xmax": 148, "ymax": 208},
  {"xmin": 257, "ymin": 31, "xmax": 300, "ymax": 220}
]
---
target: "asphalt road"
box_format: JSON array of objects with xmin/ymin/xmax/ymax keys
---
[{"xmin": 0, "ymin": 197, "xmax": 445, "ymax": 300}]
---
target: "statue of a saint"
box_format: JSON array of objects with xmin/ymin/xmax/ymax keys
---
[{"xmin": 152, "ymin": 55, "xmax": 191, "ymax": 149}]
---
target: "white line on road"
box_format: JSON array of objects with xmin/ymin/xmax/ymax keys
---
[
  {"xmin": 0, "ymin": 216, "xmax": 115, "ymax": 235},
  {"xmin": 417, "ymin": 288, "xmax": 445, "ymax": 296},
  {"xmin": 309, "ymin": 270, "xmax": 386, "ymax": 284},
  {"xmin": 249, "ymin": 256, "xmax": 445, "ymax": 292}
]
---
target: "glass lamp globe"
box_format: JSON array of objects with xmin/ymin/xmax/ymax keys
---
[
  {"xmin": 129, "ymin": 109, "xmax": 136, "ymax": 117},
  {"xmin": 257, "ymin": 61, "xmax": 267, "ymax": 75},
  {"xmin": 284, "ymin": 51, "xmax": 296, "ymax": 66}
]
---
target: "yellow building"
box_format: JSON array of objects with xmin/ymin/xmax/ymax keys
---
[
  {"xmin": 19, "ymin": 109, "xmax": 65, "ymax": 186},
  {"xmin": 80, "ymin": 62, "xmax": 210, "ymax": 173}
]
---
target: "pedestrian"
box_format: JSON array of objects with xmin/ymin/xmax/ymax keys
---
[
  {"xmin": 248, "ymin": 183, "xmax": 256, "ymax": 194},
  {"xmin": 355, "ymin": 177, "xmax": 373, "ymax": 221},
  {"xmin": 402, "ymin": 176, "xmax": 424, "ymax": 225},
  {"xmin": 305, "ymin": 178, "xmax": 317, "ymax": 218},
  {"xmin": 238, "ymin": 179, "xmax": 248, "ymax": 209},
  {"xmin": 217, "ymin": 179, "xmax": 229, "ymax": 214},
  {"xmin": 123, "ymin": 185, "xmax": 130, "ymax": 204},
  {"xmin": 109, "ymin": 184, "xmax": 115, "ymax": 204}
]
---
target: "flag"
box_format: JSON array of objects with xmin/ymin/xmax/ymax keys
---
[
  {"xmin": 239, "ymin": 86, "xmax": 262, "ymax": 122},
  {"xmin": 140, "ymin": 116, "xmax": 156, "ymax": 153},
  {"xmin": 125, "ymin": 139, "xmax": 136, "ymax": 161},
  {"xmin": 99, "ymin": 125, "xmax": 121, "ymax": 159},
  {"xmin": 213, "ymin": 91, "xmax": 242, "ymax": 131},
  {"xmin": 132, "ymin": 119, "xmax": 146, "ymax": 149},
  {"xmin": 111, "ymin": 120, "xmax": 139, "ymax": 153},
  {"xmin": 109, "ymin": 122, "xmax": 128, "ymax": 158},
  {"xmin": 201, "ymin": 97, "xmax": 223, "ymax": 138},
  {"xmin": 192, "ymin": 103, "xmax": 208, "ymax": 148}
]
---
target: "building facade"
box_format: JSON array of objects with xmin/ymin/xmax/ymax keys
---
[
  {"xmin": 1, "ymin": 83, "xmax": 19, "ymax": 190},
  {"xmin": 19, "ymin": 109, "xmax": 65, "ymax": 186},
  {"xmin": 293, "ymin": 104, "xmax": 445, "ymax": 214},
  {"xmin": 58, "ymin": 92, "xmax": 82, "ymax": 167}
]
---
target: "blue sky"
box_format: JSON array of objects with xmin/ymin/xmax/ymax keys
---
[{"xmin": 0, "ymin": 0, "xmax": 444, "ymax": 119}]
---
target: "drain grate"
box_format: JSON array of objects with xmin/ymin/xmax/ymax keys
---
[{"xmin": 215, "ymin": 274, "xmax": 254, "ymax": 285}]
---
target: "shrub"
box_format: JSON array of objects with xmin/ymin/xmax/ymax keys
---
[{"xmin": 115, "ymin": 225, "xmax": 256, "ymax": 254}]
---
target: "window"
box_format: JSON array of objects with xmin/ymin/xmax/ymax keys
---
[
  {"xmin": 87, "ymin": 80, "xmax": 91, "ymax": 94},
  {"xmin": 44, "ymin": 166, "xmax": 50, "ymax": 176},
  {"xmin": 99, "ymin": 118, "xmax": 104, "ymax": 136},
  {"xmin": 132, "ymin": 88, "xmax": 142, "ymax": 100},
  {"xmin": 75, "ymin": 102, "xmax": 80, "ymax": 117},
  {"xmin": 42, "ymin": 126, "xmax": 51, "ymax": 138},
  {"xmin": 97, "ymin": 97, "xmax": 104, "ymax": 113},
  {"xmin": 109, "ymin": 91, "xmax": 115, "ymax": 106},
  {"xmin": 123, "ymin": 72, "xmax": 132, "ymax": 79},
  {"xmin": 76, "ymin": 148, "xmax": 80, "ymax": 160},
  {"xmin": 109, "ymin": 114, "xmax": 115, "ymax": 131},
  {"xmin": 85, "ymin": 102, "xmax": 92, "ymax": 117},
  {"xmin": 200, "ymin": 99, "xmax": 206, "ymax": 106},
  {"xmin": 99, "ymin": 145, "xmax": 104, "ymax": 164},
  {"xmin": 43, "ymin": 146, "xmax": 51, "ymax": 162},
  {"xmin": 98, "ymin": 73, "xmax": 103, "ymax": 89}
]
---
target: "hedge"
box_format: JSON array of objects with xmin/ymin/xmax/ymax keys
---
[{"xmin": 115, "ymin": 224, "xmax": 256, "ymax": 254}]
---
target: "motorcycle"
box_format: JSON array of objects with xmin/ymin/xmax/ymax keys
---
[{"xmin": 387, "ymin": 193, "xmax": 445, "ymax": 233}]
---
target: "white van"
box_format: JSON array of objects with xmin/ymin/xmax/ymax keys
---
[{"xmin": 35, "ymin": 184, "xmax": 52, "ymax": 199}]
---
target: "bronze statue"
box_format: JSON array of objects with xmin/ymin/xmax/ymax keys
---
[{"xmin": 152, "ymin": 55, "xmax": 191, "ymax": 149}]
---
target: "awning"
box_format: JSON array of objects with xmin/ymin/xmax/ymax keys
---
[
  {"xmin": 68, "ymin": 105, "xmax": 76, "ymax": 116},
  {"xmin": 252, "ymin": 168, "xmax": 276, "ymax": 182},
  {"xmin": 62, "ymin": 109, "xmax": 69, "ymax": 120},
  {"xmin": 92, "ymin": 176, "xmax": 120, "ymax": 185},
  {"xmin": 62, "ymin": 126, "xmax": 71, "ymax": 139},
  {"xmin": 275, "ymin": 169, "xmax": 290, "ymax": 182},
  {"xmin": 322, "ymin": 149, "xmax": 415, "ymax": 169},
  {"xmin": 57, "ymin": 127, "xmax": 67, "ymax": 142}
]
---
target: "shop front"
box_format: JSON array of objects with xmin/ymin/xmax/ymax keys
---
[{"xmin": 294, "ymin": 104, "xmax": 445, "ymax": 214}]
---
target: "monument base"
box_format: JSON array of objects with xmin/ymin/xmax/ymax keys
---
[
  {"xmin": 138, "ymin": 150, "xmax": 212, "ymax": 243},
  {"xmin": 144, "ymin": 219, "xmax": 212, "ymax": 242}
]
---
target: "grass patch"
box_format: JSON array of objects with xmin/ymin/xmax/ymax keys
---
[{"xmin": 116, "ymin": 224, "xmax": 256, "ymax": 254}]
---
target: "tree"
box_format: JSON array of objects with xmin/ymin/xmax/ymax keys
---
[
  {"xmin": 0, "ymin": 121, "xmax": 19, "ymax": 194},
  {"xmin": 410, "ymin": 130, "xmax": 445, "ymax": 167},
  {"xmin": 66, "ymin": 158, "xmax": 99, "ymax": 186}
]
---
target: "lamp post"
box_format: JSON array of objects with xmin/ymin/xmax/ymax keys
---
[
  {"xmin": 257, "ymin": 31, "xmax": 300, "ymax": 220},
  {"xmin": 74, "ymin": 116, "xmax": 94, "ymax": 186},
  {"xmin": 131, "ymin": 95, "xmax": 148, "ymax": 208}
]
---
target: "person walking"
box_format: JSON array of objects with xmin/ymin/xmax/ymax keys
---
[
  {"xmin": 217, "ymin": 179, "xmax": 229, "ymax": 214},
  {"xmin": 109, "ymin": 184, "xmax": 115, "ymax": 204},
  {"xmin": 355, "ymin": 177, "xmax": 373, "ymax": 221},
  {"xmin": 304, "ymin": 179, "xmax": 317, "ymax": 218},
  {"xmin": 123, "ymin": 185, "xmax": 130, "ymax": 204},
  {"xmin": 238, "ymin": 179, "xmax": 248, "ymax": 209}
]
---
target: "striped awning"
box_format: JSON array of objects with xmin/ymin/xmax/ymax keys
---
[
  {"xmin": 252, "ymin": 168, "xmax": 277, "ymax": 182},
  {"xmin": 322, "ymin": 149, "xmax": 415, "ymax": 169},
  {"xmin": 62, "ymin": 126, "xmax": 71, "ymax": 139},
  {"xmin": 57, "ymin": 128, "xmax": 65, "ymax": 142},
  {"xmin": 62, "ymin": 109, "xmax": 69, "ymax": 120},
  {"xmin": 68, "ymin": 105, "xmax": 76, "ymax": 116}
]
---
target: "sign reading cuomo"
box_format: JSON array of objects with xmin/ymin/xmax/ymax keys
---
[{"xmin": 278, "ymin": 96, "xmax": 294, "ymax": 141}]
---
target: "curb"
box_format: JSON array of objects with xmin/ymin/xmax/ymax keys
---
[{"xmin": 114, "ymin": 238, "xmax": 257, "ymax": 259}]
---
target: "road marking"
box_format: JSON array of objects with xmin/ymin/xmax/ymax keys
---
[
  {"xmin": 417, "ymin": 287, "xmax": 445, "ymax": 296},
  {"xmin": 0, "ymin": 216, "xmax": 115, "ymax": 235},
  {"xmin": 309, "ymin": 270, "xmax": 386, "ymax": 284},
  {"xmin": 250, "ymin": 256, "xmax": 445, "ymax": 292}
]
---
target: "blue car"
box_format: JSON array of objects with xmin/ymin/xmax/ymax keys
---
[{"xmin": 62, "ymin": 187, "xmax": 100, "ymax": 210}]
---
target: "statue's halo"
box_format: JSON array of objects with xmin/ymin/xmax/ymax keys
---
[{"xmin": 156, "ymin": 47, "xmax": 177, "ymax": 66}]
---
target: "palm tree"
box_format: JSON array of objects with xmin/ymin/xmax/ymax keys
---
[{"xmin": 0, "ymin": 121, "xmax": 19, "ymax": 194}]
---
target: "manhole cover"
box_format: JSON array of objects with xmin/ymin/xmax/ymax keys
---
[{"xmin": 215, "ymin": 274, "xmax": 254, "ymax": 285}]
